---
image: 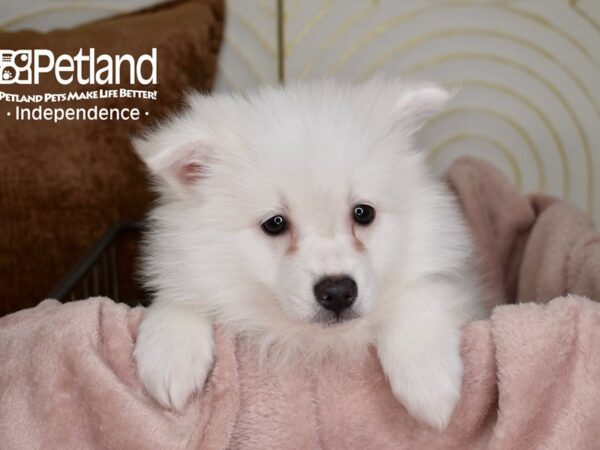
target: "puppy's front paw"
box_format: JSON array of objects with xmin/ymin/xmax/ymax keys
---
[
  {"xmin": 134, "ymin": 305, "xmax": 214, "ymax": 411},
  {"xmin": 379, "ymin": 332, "xmax": 463, "ymax": 430}
]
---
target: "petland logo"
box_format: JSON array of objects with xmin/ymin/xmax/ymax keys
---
[{"xmin": 0, "ymin": 48, "xmax": 157, "ymax": 85}]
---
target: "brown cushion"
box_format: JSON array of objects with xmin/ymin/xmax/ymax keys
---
[{"xmin": 0, "ymin": 0, "xmax": 225, "ymax": 315}]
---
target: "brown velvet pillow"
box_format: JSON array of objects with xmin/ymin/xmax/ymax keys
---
[{"xmin": 0, "ymin": 0, "xmax": 225, "ymax": 315}]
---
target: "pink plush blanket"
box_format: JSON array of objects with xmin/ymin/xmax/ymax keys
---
[{"xmin": 1, "ymin": 157, "xmax": 599, "ymax": 449}]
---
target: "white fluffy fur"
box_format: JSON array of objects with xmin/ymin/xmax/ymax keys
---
[{"xmin": 133, "ymin": 79, "xmax": 487, "ymax": 430}]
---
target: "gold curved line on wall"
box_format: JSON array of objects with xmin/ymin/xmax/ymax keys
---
[
  {"xmin": 229, "ymin": 9, "xmax": 276, "ymax": 56},
  {"xmin": 327, "ymin": 7, "xmax": 425, "ymax": 76},
  {"xmin": 0, "ymin": 3, "xmax": 123, "ymax": 29},
  {"xmin": 426, "ymin": 106, "xmax": 544, "ymax": 189},
  {"xmin": 407, "ymin": 52, "xmax": 593, "ymax": 212},
  {"xmin": 570, "ymin": 1, "xmax": 600, "ymax": 35},
  {"xmin": 427, "ymin": 133, "xmax": 522, "ymax": 189},
  {"xmin": 357, "ymin": 26, "xmax": 600, "ymax": 197},
  {"xmin": 286, "ymin": 0, "xmax": 334, "ymax": 55},
  {"xmin": 359, "ymin": 28, "xmax": 600, "ymax": 124},
  {"xmin": 354, "ymin": 26, "xmax": 580, "ymax": 195},
  {"xmin": 299, "ymin": 1, "xmax": 378, "ymax": 79},
  {"xmin": 327, "ymin": 3, "xmax": 600, "ymax": 78},
  {"xmin": 223, "ymin": 36, "xmax": 265, "ymax": 83},
  {"xmin": 499, "ymin": 4, "xmax": 600, "ymax": 70},
  {"xmin": 458, "ymin": 80, "xmax": 567, "ymax": 195}
]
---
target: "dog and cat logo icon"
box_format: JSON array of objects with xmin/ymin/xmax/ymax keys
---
[{"xmin": 0, "ymin": 50, "xmax": 32, "ymax": 84}]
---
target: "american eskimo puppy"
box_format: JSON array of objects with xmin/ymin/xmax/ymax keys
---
[{"xmin": 133, "ymin": 79, "xmax": 486, "ymax": 430}]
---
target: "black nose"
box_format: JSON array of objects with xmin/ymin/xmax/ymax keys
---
[{"xmin": 313, "ymin": 275, "xmax": 358, "ymax": 316}]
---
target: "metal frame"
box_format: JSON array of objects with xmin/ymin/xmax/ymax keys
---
[{"xmin": 48, "ymin": 221, "xmax": 146, "ymax": 302}]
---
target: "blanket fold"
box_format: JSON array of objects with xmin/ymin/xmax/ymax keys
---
[{"xmin": 1, "ymin": 157, "xmax": 599, "ymax": 449}]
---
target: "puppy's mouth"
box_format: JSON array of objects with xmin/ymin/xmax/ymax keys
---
[{"xmin": 310, "ymin": 308, "xmax": 360, "ymax": 327}]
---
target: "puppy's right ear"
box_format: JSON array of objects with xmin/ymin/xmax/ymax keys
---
[
  {"xmin": 392, "ymin": 83, "xmax": 452, "ymax": 135},
  {"xmin": 133, "ymin": 118, "xmax": 213, "ymax": 197}
]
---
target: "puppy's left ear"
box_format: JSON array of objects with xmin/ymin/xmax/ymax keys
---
[
  {"xmin": 133, "ymin": 115, "xmax": 214, "ymax": 198},
  {"xmin": 392, "ymin": 83, "xmax": 452, "ymax": 135}
]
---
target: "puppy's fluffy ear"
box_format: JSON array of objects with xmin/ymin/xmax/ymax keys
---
[
  {"xmin": 133, "ymin": 117, "xmax": 212, "ymax": 197},
  {"xmin": 392, "ymin": 83, "xmax": 452, "ymax": 135}
]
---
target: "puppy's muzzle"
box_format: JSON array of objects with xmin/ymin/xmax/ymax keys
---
[{"xmin": 313, "ymin": 275, "xmax": 357, "ymax": 317}]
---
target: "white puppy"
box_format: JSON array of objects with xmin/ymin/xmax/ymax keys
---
[{"xmin": 133, "ymin": 79, "xmax": 487, "ymax": 430}]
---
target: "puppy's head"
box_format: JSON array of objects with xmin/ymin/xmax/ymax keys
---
[{"xmin": 135, "ymin": 79, "xmax": 450, "ymax": 336}]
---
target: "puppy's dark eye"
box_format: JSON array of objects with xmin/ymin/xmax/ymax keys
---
[
  {"xmin": 261, "ymin": 215, "xmax": 288, "ymax": 236},
  {"xmin": 352, "ymin": 204, "xmax": 375, "ymax": 225}
]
